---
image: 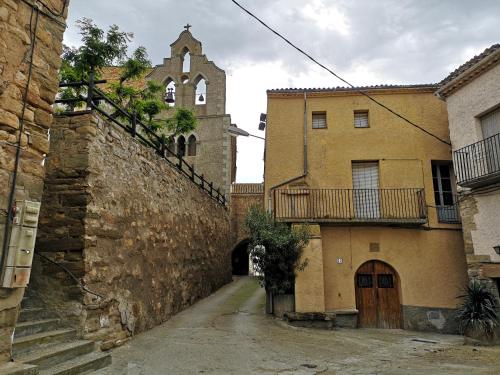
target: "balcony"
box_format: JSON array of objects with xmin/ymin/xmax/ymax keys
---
[
  {"xmin": 436, "ymin": 203, "xmax": 461, "ymax": 224},
  {"xmin": 273, "ymin": 188, "xmax": 427, "ymax": 225},
  {"xmin": 454, "ymin": 133, "xmax": 500, "ymax": 188}
]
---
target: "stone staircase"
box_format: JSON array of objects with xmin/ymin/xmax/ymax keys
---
[{"xmin": 11, "ymin": 296, "xmax": 111, "ymax": 374}]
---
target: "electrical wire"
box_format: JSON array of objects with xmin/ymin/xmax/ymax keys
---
[
  {"xmin": 230, "ymin": 0, "xmax": 451, "ymax": 146},
  {"xmin": 1, "ymin": 3, "xmax": 40, "ymax": 272},
  {"xmin": 20, "ymin": 0, "xmax": 67, "ymax": 28}
]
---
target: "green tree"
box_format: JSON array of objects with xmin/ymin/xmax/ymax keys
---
[
  {"xmin": 59, "ymin": 18, "xmax": 197, "ymax": 139},
  {"xmin": 245, "ymin": 206, "xmax": 310, "ymax": 295}
]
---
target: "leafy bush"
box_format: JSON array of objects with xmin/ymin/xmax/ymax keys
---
[
  {"xmin": 456, "ymin": 278, "xmax": 499, "ymax": 339},
  {"xmin": 245, "ymin": 206, "xmax": 310, "ymax": 295}
]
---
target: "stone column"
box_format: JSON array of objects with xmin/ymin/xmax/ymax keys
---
[
  {"xmin": 294, "ymin": 224, "xmax": 325, "ymax": 313},
  {"xmin": 0, "ymin": 0, "xmax": 69, "ymax": 363}
]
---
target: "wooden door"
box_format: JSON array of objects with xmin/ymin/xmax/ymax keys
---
[{"xmin": 355, "ymin": 260, "xmax": 402, "ymax": 329}]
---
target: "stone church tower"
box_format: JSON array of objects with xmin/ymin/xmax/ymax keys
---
[{"xmin": 148, "ymin": 27, "xmax": 236, "ymax": 195}]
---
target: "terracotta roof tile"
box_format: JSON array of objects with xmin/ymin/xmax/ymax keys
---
[
  {"xmin": 267, "ymin": 84, "xmax": 438, "ymax": 94},
  {"xmin": 439, "ymin": 44, "xmax": 500, "ymax": 86}
]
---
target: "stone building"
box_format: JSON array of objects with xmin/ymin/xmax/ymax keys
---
[
  {"xmin": 436, "ymin": 44, "xmax": 500, "ymax": 292},
  {"xmin": 0, "ymin": 0, "xmax": 69, "ymax": 365},
  {"xmin": 147, "ymin": 27, "xmax": 236, "ymax": 196},
  {"xmin": 264, "ymin": 85, "xmax": 468, "ymax": 332}
]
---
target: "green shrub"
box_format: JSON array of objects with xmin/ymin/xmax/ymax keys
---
[
  {"xmin": 245, "ymin": 206, "xmax": 310, "ymax": 295},
  {"xmin": 456, "ymin": 278, "xmax": 499, "ymax": 339}
]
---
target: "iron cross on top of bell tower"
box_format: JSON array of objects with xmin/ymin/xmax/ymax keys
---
[{"xmin": 184, "ymin": 24, "xmax": 192, "ymax": 32}]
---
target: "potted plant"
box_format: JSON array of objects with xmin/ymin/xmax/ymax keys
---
[
  {"xmin": 456, "ymin": 278, "xmax": 499, "ymax": 345},
  {"xmin": 245, "ymin": 206, "xmax": 310, "ymax": 318}
]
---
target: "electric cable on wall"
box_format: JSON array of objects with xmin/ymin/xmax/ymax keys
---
[{"xmin": 231, "ymin": 0, "xmax": 451, "ymax": 146}]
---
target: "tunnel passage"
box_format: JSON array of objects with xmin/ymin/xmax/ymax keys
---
[{"xmin": 232, "ymin": 240, "xmax": 250, "ymax": 276}]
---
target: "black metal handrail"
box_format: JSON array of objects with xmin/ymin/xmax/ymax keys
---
[
  {"xmin": 273, "ymin": 188, "xmax": 427, "ymax": 223},
  {"xmin": 56, "ymin": 76, "xmax": 227, "ymax": 207},
  {"xmin": 454, "ymin": 133, "xmax": 500, "ymax": 185}
]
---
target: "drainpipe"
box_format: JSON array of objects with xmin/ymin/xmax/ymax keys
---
[{"xmin": 268, "ymin": 91, "xmax": 309, "ymax": 212}]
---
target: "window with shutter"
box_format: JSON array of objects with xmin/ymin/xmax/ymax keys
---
[
  {"xmin": 481, "ymin": 107, "xmax": 500, "ymax": 139},
  {"xmin": 354, "ymin": 111, "xmax": 369, "ymax": 128},
  {"xmin": 312, "ymin": 112, "xmax": 327, "ymax": 129}
]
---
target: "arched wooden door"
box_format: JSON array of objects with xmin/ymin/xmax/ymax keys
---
[{"xmin": 355, "ymin": 260, "xmax": 402, "ymax": 329}]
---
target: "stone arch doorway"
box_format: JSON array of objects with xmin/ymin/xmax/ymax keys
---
[
  {"xmin": 232, "ymin": 240, "xmax": 250, "ymax": 276},
  {"xmin": 355, "ymin": 260, "xmax": 402, "ymax": 329}
]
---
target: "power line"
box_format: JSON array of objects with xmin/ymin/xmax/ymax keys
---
[{"xmin": 230, "ymin": 0, "xmax": 451, "ymax": 146}]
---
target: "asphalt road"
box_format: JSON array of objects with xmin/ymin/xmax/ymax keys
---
[{"xmin": 96, "ymin": 276, "xmax": 500, "ymax": 374}]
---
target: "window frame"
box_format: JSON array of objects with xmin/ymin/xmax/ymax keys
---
[
  {"xmin": 354, "ymin": 110, "xmax": 370, "ymax": 128},
  {"xmin": 312, "ymin": 111, "xmax": 327, "ymax": 129}
]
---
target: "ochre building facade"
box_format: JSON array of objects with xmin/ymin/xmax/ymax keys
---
[{"xmin": 264, "ymin": 85, "xmax": 468, "ymax": 332}]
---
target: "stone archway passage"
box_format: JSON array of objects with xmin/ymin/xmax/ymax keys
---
[
  {"xmin": 355, "ymin": 260, "xmax": 402, "ymax": 329},
  {"xmin": 232, "ymin": 241, "xmax": 250, "ymax": 276}
]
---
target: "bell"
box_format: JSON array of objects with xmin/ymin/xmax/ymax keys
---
[
  {"xmin": 165, "ymin": 88, "xmax": 175, "ymax": 104},
  {"xmin": 198, "ymin": 93, "xmax": 205, "ymax": 102}
]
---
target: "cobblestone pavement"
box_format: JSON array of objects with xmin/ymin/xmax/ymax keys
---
[{"xmin": 96, "ymin": 277, "xmax": 500, "ymax": 374}]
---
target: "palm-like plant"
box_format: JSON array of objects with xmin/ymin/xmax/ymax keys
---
[{"xmin": 456, "ymin": 278, "xmax": 499, "ymax": 340}]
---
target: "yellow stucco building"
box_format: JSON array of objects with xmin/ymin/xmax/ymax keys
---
[{"xmin": 264, "ymin": 85, "xmax": 468, "ymax": 332}]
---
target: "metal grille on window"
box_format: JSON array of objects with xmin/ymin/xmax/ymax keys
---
[
  {"xmin": 354, "ymin": 111, "xmax": 369, "ymax": 128},
  {"xmin": 312, "ymin": 112, "xmax": 327, "ymax": 129},
  {"xmin": 357, "ymin": 274, "xmax": 373, "ymax": 288},
  {"xmin": 377, "ymin": 274, "xmax": 394, "ymax": 288}
]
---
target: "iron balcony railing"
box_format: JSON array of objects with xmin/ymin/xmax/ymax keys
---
[
  {"xmin": 454, "ymin": 133, "xmax": 500, "ymax": 187},
  {"xmin": 273, "ymin": 188, "xmax": 427, "ymax": 225},
  {"xmin": 436, "ymin": 203, "xmax": 461, "ymax": 224}
]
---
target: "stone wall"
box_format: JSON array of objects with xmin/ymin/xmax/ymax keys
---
[
  {"xmin": 229, "ymin": 184, "xmax": 264, "ymax": 248},
  {"xmin": 33, "ymin": 111, "xmax": 232, "ymax": 349},
  {"xmin": 0, "ymin": 0, "xmax": 68, "ymax": 363}
]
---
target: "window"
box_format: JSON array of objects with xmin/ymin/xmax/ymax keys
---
[
  {"xmin": 352, "ymin": 162, "xmax": 380, "ymax": 218},
  {"xmin": 354, "ymin": 111, "xmax": 369, "ymax": 128},
  {"xmin": 432, "ymin": 162, "xmax": 459, "ymax": 223},
  {"xmin": 188, "ymin": 135, "xmax": 197, "ymax": 156},
  {"xmin": 357, "ymin": 274, "xmax": 373, "ymax": 288},
  {"xmin": 177, "ymin": 136, "xmax": 186, "ymax": 157},
  {"xmin": 377, "ymin": 274, "xmax": 394, "ymax": 288},
  {"xmin": 312, "ymin": 112, "xmax": 327, "ymax": 129},
  {"xmin": 481, "ymin": 107, "xmax": 500, "ymax": 139}
]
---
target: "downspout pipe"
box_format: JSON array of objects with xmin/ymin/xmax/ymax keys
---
[{"xmin": 268, "ymin": 91, "xmax": 308, "ymax": 212}]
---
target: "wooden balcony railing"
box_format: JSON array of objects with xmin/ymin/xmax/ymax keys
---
[
  {"xmin": 273, "ymin": 188, "xmax": 427, "ymax": 225},
  {"xmin": 454, "ymin": 133, "xmax": 500, "ymax": 188}
]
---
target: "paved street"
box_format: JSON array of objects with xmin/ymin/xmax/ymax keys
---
[{"xmin": 97, "ymin": 277, "xmax": 500, "ymax": 375}]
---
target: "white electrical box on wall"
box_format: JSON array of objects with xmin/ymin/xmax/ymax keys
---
[{"xmin": 1, "ymin": 200, "xmax": 41, "ymax": 288}]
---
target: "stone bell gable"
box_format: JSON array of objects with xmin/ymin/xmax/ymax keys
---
[
  {"xmin": 147, "ymin": 29, "xmax": 227, "ymax": 116},
  {"xmin": 148, "ymin": 28, "xmax": 236, "ymax": 195}
]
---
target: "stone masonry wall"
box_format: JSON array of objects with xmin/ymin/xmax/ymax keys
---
[
  {"xmin": 34, "ymin": 112, "xmax": 232, "ymax": 349},
  {"xmin": 0, "ymin": 0, "xmax": 68, "ymax": 363}
]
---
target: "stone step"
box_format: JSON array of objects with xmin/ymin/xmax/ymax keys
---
[
  {"xmin": 38, "ymin": 352, "xmax": 111, "ymax": 375},
  {"xmin": 15, "ymin": 319, "xmax": 62, "ymax": 338},
  {"xmin": 0, "ymin": 363, "xmax": 38, "ymax": 375},
  {"xmin": 16, "ymin": 341, "xmax": 95, "ymax": 369},
  {"xmin": 19, "ymin": 308, "xmax": 56, "ymax": 323},
  {"xmin": 13, "ymin": 329, "xmax": 77, "ymax": 354}
]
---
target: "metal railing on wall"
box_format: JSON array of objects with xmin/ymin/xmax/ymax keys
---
[
  {"xmin": 56, "ymin": 76, "xmax": 227, "ymax": 207},
  {"xmin": 230, "ymin": 183, "xmax": 264, "ymax": 194},
  {"xmin": 273, "ymin": 188, "xmax": 427, "ymax": 224},
  {"xmin": 454, "ymin": 133, "xmax": 500, "ymax": 186}
]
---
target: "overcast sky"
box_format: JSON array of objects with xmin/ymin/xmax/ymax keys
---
[{"xmin": 64, "ymin": 0, "xmax": 500, "ymax": 183}]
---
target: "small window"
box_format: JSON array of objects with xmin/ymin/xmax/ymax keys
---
[
  {"xmin": 357, "ymin": 274, "xmax": 373, "ymax": 288},
  {"xmin": 188, "ymin": 135, "xmax": 197, "ymax": 156},
  {"xmin": 177, "ymin": 136, "xmax": 186, "ymax": 157},
  {"xmin": 377, "ymin": 274, "xmax": 394, "ymax": 288},
  {"xmin": 312, "ymin": 112, "xmax": 327, "ymax": 129},
  {"xmin": 354, "ymin": 111, "xmax": 369, "ymax": 128}
]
